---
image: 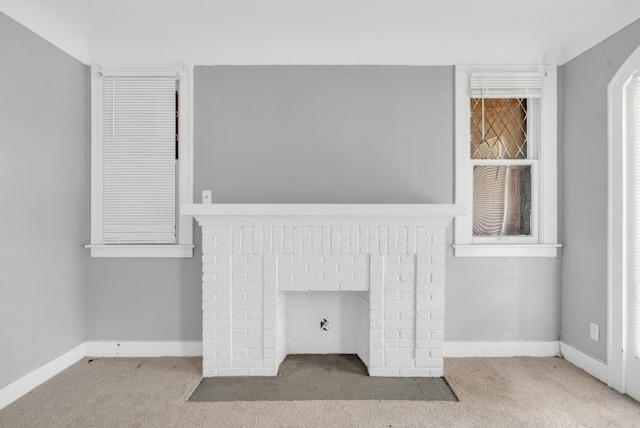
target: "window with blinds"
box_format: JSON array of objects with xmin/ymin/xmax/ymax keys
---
[
  {"xmin": 468, "ymin": 72, "xmax": 542, "ymax": 239},
  {"xmin": 101, "ymin": 74, "xmax": 178, "ymax": 244},
  {"xmin": 453, "ymin": 65, "xmax": 559, "ymax": 257}
]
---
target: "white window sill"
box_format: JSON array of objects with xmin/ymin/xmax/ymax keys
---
[
  {"xmin": 453, "ymin": 244, "xmax": 562, "ymax": 258},
  {"xmin": 85, "ymin": 244, "xmax": 195, "ymax": 258}
]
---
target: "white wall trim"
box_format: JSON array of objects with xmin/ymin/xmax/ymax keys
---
[
  {"xmin": 443, "ymin": 341, "xmax": 560, "ymax": 357},
  {"xmin": 0, "ymin": 343, "xmax": 85, "ymax": 410},
  {"xmin": 84, "ymin": 341, "xmax": 203, "ymax": 357},
  {"xmin": 606, "ymin": 44, "xmax": 640, "ymax": 394},
  {"xmin": 560, "ymin": 341, "xmax": 609, "ymax": 385}
]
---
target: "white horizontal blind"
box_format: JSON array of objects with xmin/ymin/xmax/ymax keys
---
[
  {"xmin": 470, "ymin": 72, "xmax": 544, "ymax": 98},
  {"xmin": 102, "ymin": 75, "xmax": 177, "ymax": 244}
]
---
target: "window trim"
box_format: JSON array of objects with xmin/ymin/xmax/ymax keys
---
[
  {"xmin": 453, "ymin": 65, "xmax": 560, "ymax": 258},
  {"xmin": 87, "ymin": 64, "xmax": 194, "ymax": 258}
]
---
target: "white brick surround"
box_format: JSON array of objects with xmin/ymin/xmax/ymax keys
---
[{"xmin": 183, "ymin": 204, "xmax": 464, "ymax": 378}]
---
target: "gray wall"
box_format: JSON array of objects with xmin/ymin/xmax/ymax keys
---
[
  {"xmin": 561, "ymin": 18, "xmax": 640, "ymax": 362},
  {"xmin": 192, "ymin": 66, "xmax": 561, "ymax": 343},
  {"xmin": 85, "ymin": 256, "xmax": 202, "ymax": 340},
  {"xmin": 0, "ymin": 13, "xmax": 87, "ymax": 388},
  {"xmin": 87, "ymin": 66, "xmax": 560, "ymax": 344}
]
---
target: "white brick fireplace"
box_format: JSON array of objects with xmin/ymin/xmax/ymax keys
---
[{"xmin": 182, "ymin": 204, "xmax": 464, "ymax": 378}]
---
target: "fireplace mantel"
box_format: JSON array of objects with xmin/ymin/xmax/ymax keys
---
[
  {"xmin": 181, "ymin": 203, "xmax": 466, "ymax": 226},
  {"xmin": 182, "ymin": 203, "xmax": 465, "ymax": 378}
]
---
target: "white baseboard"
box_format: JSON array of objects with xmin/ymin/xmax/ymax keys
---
[
  {"xmin": 85, "ymin": 341, "xmax": 203, "ymax": 357},
  {"xmin": 559, "ymin": 341, "xmax": 608, "ymax": 384},
  {"xmin": 444, "ymin": 341, "xmax": 560, "ymax": 357},
  {"xmin": 0, "ymin": 343, "xmax": 85, "ymax": 410}
]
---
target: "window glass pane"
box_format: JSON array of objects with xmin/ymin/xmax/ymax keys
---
[
  {"xmin": 473, "ymin": 165, "xmax": 531, "ymax": 236},
  {"xmin": 470, "ymin": 98, "xmax": 527, "ymax": 159}
]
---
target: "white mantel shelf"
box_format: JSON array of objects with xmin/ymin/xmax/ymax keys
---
[{"xmin": 181, "ymin": 203, "xmax": 466, "ymax": 226}]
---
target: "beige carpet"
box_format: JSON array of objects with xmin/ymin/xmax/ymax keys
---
[{"xmin": 1, "ymin": 356, "xmax": 639, "ymax": 427}]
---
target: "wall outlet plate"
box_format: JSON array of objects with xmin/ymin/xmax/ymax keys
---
[
  {"xmin": 202, "ymin": 190, "xmax": 212, "ymax": 204},
  {"xmin": 590, "ymin": 322, "xmax": 600, "ymax": 342}
]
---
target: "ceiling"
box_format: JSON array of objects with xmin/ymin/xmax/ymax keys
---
[{"xmin": 1, "ymin": 0, "xmax": 640, "ymax": 65}]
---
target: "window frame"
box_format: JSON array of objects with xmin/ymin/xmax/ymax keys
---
[
  {"xmin": 87, "ymin": 65, "xmax": 194, "ymax": 258},
  {"xmin": 453, "ymin": 65, "xmax": 560, "ymax": 257}
]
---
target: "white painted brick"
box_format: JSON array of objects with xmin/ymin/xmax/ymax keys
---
[
  {"xmin": 233, "ymin": 320, "xmax": 262, "ymax": 330},
  {"xmin": 385, "ymin": 255, "xmax": 400, "ymax": 264},
  {"xmin": 370, "ymin": 319, "xmax": 384, "ymax": 330},
  {"xmin": 384, "ymin": 310, "xmax": 400, "ymax": 320},
  {"xmin": 293, "ymin": 227, "xmax": 303, "ymax": 254},
  {"xmin": 200, "ymin": 221, "xmax": 448, "ymax": 378},
  {"xmin": 246, "ymin": 254, "xmax": 261, "ymax": 263},
  {"xmin": 293, "ymin": 272, "xmax": 324, "ymax": 282},
  {"xmin": 321, "ymin": 226, "xmax": 331, "ymax": 254},
  {"xmin": 312, "ymin": 226, "xmax": 321, "ymax": 253},
  {"xmin": 234, "ymin": 330, "xmax": 248, "ymax": 340},
  {"xmin": 354, "ymin": 272, "xmax": 369, "ymax": 282},
  {"xmin": 385, "ymin": 349, "xmax": 399, "ymax": 358},
  {"xmin": 340, "ymin": 282, "xmax": 369, "ymax": 291},
  {"xmin": 246, "ymin": 291, "xmax": 262, "ymax": 300},
  {"xmin": 400, "ymin": 311, "xmax": 415, "ymax": 320},
  {"xmin": 263, "ymin": 292, "xmax": 276, "ymax": 301},
  {"xmin": 416, "ymin": 301, "xmax": 444, "ymax": 312},
  {"xmin": 415, "ymin": 358, "xmax": 443, "ymax": 369},
  {"xmin": 354, "ymin": 254, "xmax": 369, "ymax": 263},
  {"xmin": 379, "ymin": 227, "xmax": 389, "ymax": 254},
  {"xmin": 323, "ymin": 254, "xmax": 354, "ymax": 263},
  {"xmin": 416, "ymin": 273, "xmax": 430, "ymax": 284},
  {"xmin": 370, "ymin": 348, "xmax": 383, "ymax": 358},
  {"xmin": 430, "ymin": 311, "xmax": 444, "ymax": 321},
  {"xmin": 370, "ymin": 330, "xmax": 383, "ymax": 339},
  {"xmin": 370, "ymin": 300, "xmax": 383, "ymax": 311},
  {"xmin": 340, "ymin": 225, "xmax": 350, "ymax": 254},
  {"xmin": 388, "ymin": 227, "xmax": 398, "ymax": 254},
  {"xmin": 431, "ymin": 272, "xmax": 445, "ymax": 283},
  {"xmin": 308, "ymin": 263, "xmax": 338, "ymax": 272},
  {"xmin": 245, "ymin": 329, "xmax": 261, "ymax": 339},
  {"xmin": 323, "ymin": 272, "xmax": 354, "ymax": 282},
  {"xmin": 330, "ymin": 226, "xmax": 340, "ymax": 254},
  {"xmin": 431, "ymin": 232, "xmax": 445, "ymax": 245},
  {"xmin": 429, "ymin": 368, "xmax": 444, "ymax": 377},
  {"xmin": 240, "ymin": 226, "xmax": 252, "ymax": 253},
  {"xmin": 359, "ymin": 226, "xmax": 369, "ymax": 253},
  {"xmin": 234, "ymin": 263, "xmax": 263, "ymax": 273},
  {"xmin": 278, "ymin": 272, "xmax": 294, "ymax": 282},
  {"xmin": 429, "ymin": 349, "xmax": 444, "ymax": 359},
  {"xmin": 429, "ymin": 331, "xmax": 444, "ymax": 341},
  {"xmin": 398, "ymin": 227, "xmax": 408, "ymax": 254},
  {"xmin": 385, "ymin": 273, "xmax": 400, "ymax": 283},
  {"xmin": 279, "ymin": 263, "xmax": 308, "ymax": 272},
  {"xmin": 370, "ymin": 227, "xmax": 379, "ymax": 253},
  {"xmin": 350, "ymin": 227, "xmax": 359, "ymax": 253},
  {"xmin": 369, "ymin": 358, "xmax": 384, "ymax": 367},
  {"xmin": 308, "ymin": 283, "xmax": 340, "ymax": 291},
  {"xmin": 283, "ymin": 226, "xmax": 293, "ymax": 253},
  {"xmin": 247, "ymin": 311, "xmax": 264, "ymax": 320},
  {"xmin": 338, "ymin": 263, "xmax": 368, "ymax": 272},
  {"xmin": 279, "ymin": 283, "xmax": 309, "ymax": 292},
  {"xmin": 399, "ymin": 348, "xmax": 414, "ymax": 358}
]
